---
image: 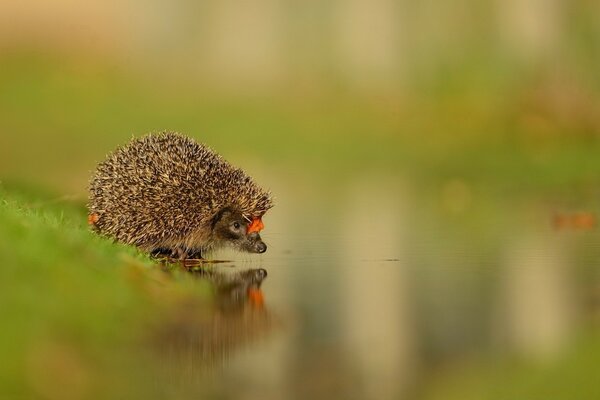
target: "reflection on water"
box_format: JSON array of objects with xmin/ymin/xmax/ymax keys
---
[
  {"xmin": 151, "ymin": 267, "xmax": 277, "ymax": 397},
  {"xmin": 148, "ymin": 176, "xmax": 600, "ymax": 399},
  {"xmin": 154, "ymin": 268, "xmax": 273, "ymax": 365},
  {"xmin": 338, "ymin": 178, "xmax": 416, "ymax": 399},
  {"xmin": 497, "ymin": 232, "xmax": 574, "ymax": 359}
]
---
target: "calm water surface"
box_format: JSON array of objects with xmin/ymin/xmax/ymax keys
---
[{"xmin": 152, "ymin": 177, "xmax": 600, "ymax": 399}]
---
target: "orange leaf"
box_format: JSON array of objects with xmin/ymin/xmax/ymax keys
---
[
  {"xmin": 247, "ymin": 217, "xmax": 264, "ymax": 234},
  {"xmin": 88, "ymin": 214, "xmax": 99, "ymax": 225}
]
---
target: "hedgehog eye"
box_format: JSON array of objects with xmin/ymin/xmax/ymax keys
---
[{"xmin": 233, "ymin": 221, "xmax": 241, "ymax": 230}]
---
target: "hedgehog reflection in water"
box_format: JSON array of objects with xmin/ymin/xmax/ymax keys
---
[
  {"xmin": 88, "ymin": 132, "xmax": 273, "ymax": 259},
  {"xmin": 154, "ymin": 268, "xmax": 272, "ymax": 369}
]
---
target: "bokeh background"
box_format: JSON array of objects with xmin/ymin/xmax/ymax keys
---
[{"xmin": 1, "ymin": 1, "xmax": 600, "ymax": 399}]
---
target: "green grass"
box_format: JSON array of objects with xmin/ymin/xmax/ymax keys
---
[{"xmin": 0, "ymin": 186, "xmax": 214, "ymax": 398}]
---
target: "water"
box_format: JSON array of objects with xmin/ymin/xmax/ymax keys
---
[{"xmin": 146, "ymin": 176, "xmax": 600, "ymax": 399}]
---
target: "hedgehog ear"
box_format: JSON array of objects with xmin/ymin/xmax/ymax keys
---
[
  {"xmin": 211, "ymin": 207, "xmax": 235, "ymax": 229},
  {"xmin": 210, "ymin": 207, "xmax": 231, "ymax": 228}
]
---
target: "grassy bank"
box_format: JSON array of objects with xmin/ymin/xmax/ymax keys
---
[{"xmin": 0, "ymin": 186, "xmax": 218, "ymax": 398}]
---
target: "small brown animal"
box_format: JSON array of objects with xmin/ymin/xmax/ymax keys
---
[{"xmin": 88, "ymin": 132, "xmax": 273, "ymax": 259}]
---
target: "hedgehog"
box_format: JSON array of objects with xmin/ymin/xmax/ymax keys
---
[{"xmin": 88, "ymin": 132, "xmax": 273, "ymax": 260}]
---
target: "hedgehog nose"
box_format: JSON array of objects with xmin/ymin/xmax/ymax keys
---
[
  {"xmin": 255, "ymin": 241, "xmax": 267, "ymax": 253},
  {"xmin": 253, "ymin": 268, "xmax": 267, "ymax": 281}
]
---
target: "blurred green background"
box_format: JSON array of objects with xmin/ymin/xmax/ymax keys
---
[{"xmin": 1, "ymin": 1, "xmax": 600, "ymax": 399}]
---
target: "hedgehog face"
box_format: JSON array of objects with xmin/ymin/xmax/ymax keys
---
[{"xmin": 212, "ymin": 209, "xmax": 267, "ymax": 254}]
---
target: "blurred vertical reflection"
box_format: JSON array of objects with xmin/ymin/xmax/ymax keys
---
[
  {"xmin": 153, "ymin": 267, "xmax": 274, "ymax": 394},
  {"xmin": 338, "ymin": 176, "xmax": 417, "ymax": 399},
  {"xmin": 220, "ymin": 173, "xmax": 295, "ymax": 400},
  {"xmin": 497, "ymin": 231, "xmax": 574, "ymax": 359}
]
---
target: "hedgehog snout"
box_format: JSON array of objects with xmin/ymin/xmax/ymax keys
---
[
  {"xmin": 255, "ymin": 241, "xmax": 267, "ymax": 253},
  {"xmin": 247, "ymin": 232, "xmax": 267, "ymax": 254}
]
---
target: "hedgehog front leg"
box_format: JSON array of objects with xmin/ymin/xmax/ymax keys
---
[
  {"xmin": 150, "ymin": 247, "xmax": 202, "ymax": 261},
  {"xmin": 171, "ymin": 247, "xmax": 189, "ymax": 260},
  {"xmin": 186, "ymin": 249, "xmax": 204, "ymax": 260},
  {"xmin": 150, "ymin": 248, "xmax": 173, "ymax": 259}
]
